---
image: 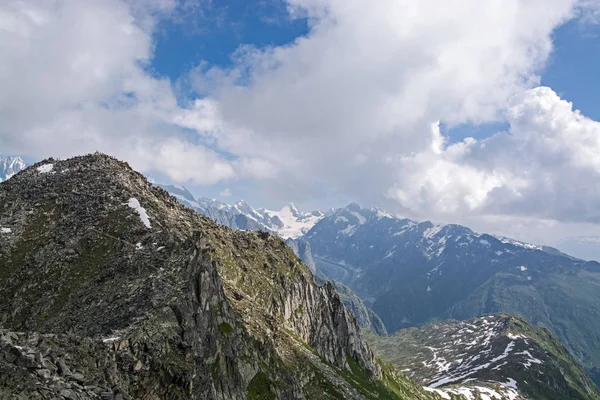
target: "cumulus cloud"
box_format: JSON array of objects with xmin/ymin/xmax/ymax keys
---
[
  {"xmin": 2, "ymin": 0, "xmax": 600, "ymax": 241},
  {"xmin": 220, "ymin": 188, "xmax": 232, "ymax": 197},
  {"xmin": 387, "ymin": 87, "xmax": 600, "ymax": 223},
  {"xmin": 181, "ymin": 0, "xmax": 600, "ymax": 224},
  {"xmin": 0, "ymin": 0, "xmax": 258, "ymax": 185}
]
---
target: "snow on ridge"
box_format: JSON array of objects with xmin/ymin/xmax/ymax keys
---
[
  {"xmin": 424, "ymin": 224, "xmax": 443, "ymax": 239},
  {"xmin": 37, "ymin": 163, "xmax": 54, "ymax": 174},
  {"xmin": 264, "ymin": 204, "xmax": 323, "ymax": 239},
  {"xmin": 350, "ymin": 211, "xmax": 366, "ymax": 224},
  {"xmin": 494, "ymin": 235, "xmax": 543, "ymax": 251},
  {"xmin": 375, "ymin": 208, "xmax": 394, "ymax": 219},
  {"xmin": 424, "ymin": 387, "xmax": 451, "ymax": 399},
  {"xmin": 127, "ymin": 198, "xmax": 151, "ymax": 228}
]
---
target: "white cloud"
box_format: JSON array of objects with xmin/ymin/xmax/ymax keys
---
[
  {"xmin": 181, "ymin": 0, "xmax": 599, "ymax": 222},
  {"xmin": 2, "ymin": 0, "xmax": 600, "ymax": 243},
  {"xmin": 220, "ymin": 188, "xmax": 232, "ymax": 197},
  {"xmin": 387, "ymin": 87, "xmax": 600, "ymax": 224},
  {"xmin": 0, "ymin": 0, "xmax": 244, "ymax": 186}
]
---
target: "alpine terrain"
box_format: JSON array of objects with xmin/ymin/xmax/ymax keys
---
[
  {"xmin": 300, "ymin": 203, "xmax": 600, "ymax": 386},
  {"xmin": 367, "ymin": 314, "xmax": 600, "ymax": 400},
  {"xmin": 0, "ymin": 154, "xmax": 438, "ymax": 399}
]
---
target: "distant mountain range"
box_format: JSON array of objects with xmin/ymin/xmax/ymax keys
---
[
  {"xmin": 302, "ymin": 203, "xmax": 600, "ymax": 386},
  {"xmin": 0, "ymin": 156, "xmax": 26, "ymax": 182},
  {"xmin": 157, "ymin": 184, "xmax": 324, "ymax": 239},
  {"xmin": 556, "ymin": 236, "xmax": 600, "ymax": 262}
]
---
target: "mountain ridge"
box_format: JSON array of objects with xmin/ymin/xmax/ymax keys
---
[{"xmin": 0, "ymin": 154, "xmax": 437, "ymax": 399}]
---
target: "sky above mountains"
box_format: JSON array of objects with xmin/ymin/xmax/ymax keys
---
[{"xmin": 1, "ymin": 0, "xmax": 600, "ymax": 246}]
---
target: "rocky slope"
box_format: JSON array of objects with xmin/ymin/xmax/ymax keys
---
[
  {"xmin": 0, "ymin": 154, "xmax": 436, "ymax": 400},
  {"xmin": 303, "ymin": 203, "xmax": 600, "ymax": 385},
  {"xmin": 367, "ymin": 314, "xmax": 600, "ymax": 400},
  {"xmin": 0, "ymin": 155, "xmax": 26, "ymax": 182}
]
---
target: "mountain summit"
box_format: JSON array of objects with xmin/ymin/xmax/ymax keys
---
[{"xmin": 0, "ymin": 154, "xmax": 435, "ymax": 399}]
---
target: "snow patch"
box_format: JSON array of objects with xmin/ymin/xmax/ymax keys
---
[
  {"xmin": 424, "ymin": 224, "xmax": 443, "ymax": 238},
  {"xmin": 424, "ymin": 387, "xmax": 450, "ymax": 399},
  {"xmin": 502, "ymin": 378, "xmax": 518, "ymax": 389},
  {"xmin": 37, "ymin": 164, "xmax": 54, "ymax": 174},
  {"xmin": 350, "ymin": 211, "xmax": 366, "ymax": 224},
  {"xmin": 127, "ymin": 198, "xmax": 151, "ymax": 228},
  {"xmin": 0, "ymin": 227, "xmax": 12, "ymax": 234},
  {"xmin": 264, "ymin": 204, "xmax": 323, "ymax": 239}
]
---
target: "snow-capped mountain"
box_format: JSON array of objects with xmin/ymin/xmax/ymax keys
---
[
  {"xmin": 159, "ymin": 184, "xmax": 323, "ymax": 238},
  {"xmin": 300, "ymin": 203, "xmax": 600, "ymax": 387},
  {"xmin": 0, "ymin": 156, "xmax": 27, "ymax": 182},
  {"xmin": 262, "ymin": 203, "xmax": 324, "ymax": 239}
]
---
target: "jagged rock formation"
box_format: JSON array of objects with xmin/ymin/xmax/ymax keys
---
[
  {"xmin": 0, "ymin": 154, "xmax": 436, "ymax": 399},
  {"xmin": 326, "ymin": 281, "xmax": 388, "ymax": 337},
  {"xmin": 285, "ymin": 237, "xmax": 387, "ymax": 336},
  {"xmin": 367, "ymin": 314, "xmax": 600, "ymax": 400}
]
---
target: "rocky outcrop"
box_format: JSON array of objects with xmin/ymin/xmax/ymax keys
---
[
  {"xmin": 0, "ymin": 154, "xmax": 435, "ymax": 399},
  {"xmin": 286, "ymin": 237, "xmax": 388, "ymax": 336}
]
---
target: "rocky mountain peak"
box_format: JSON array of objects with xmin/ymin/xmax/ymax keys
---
[{"xmin": 0, "ymin": 153, "xmax": 437, "ymax": 399}]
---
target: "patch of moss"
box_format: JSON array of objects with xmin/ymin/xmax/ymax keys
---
[
  {"xmin": 246, "ymin": 371, "xmax": 276, "ymax": 400},
  {"xmin": 211, "ymin": 355, "xmax": 220, "ymax": 381},
  {"xmin": 218, "ymin": 322, "xmax": 233, "ymax": 334}
]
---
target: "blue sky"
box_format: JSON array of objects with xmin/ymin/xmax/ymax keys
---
[{"xmin": 152, "ymin": 1, "xmax": 308, "ymax": 84}]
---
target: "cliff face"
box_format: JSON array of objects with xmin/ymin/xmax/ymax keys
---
[{"xmin": 0, "ymin": 154, "xmax": 434, "ymax": 400}]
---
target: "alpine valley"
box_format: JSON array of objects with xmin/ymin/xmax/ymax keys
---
[
  {"xmin": 0, "ymin": 154, "xmax": 598, "ymax": 399},
  {"xmin": 159, "ymin": 182, "xmax": 600, "ymax": 394}
]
